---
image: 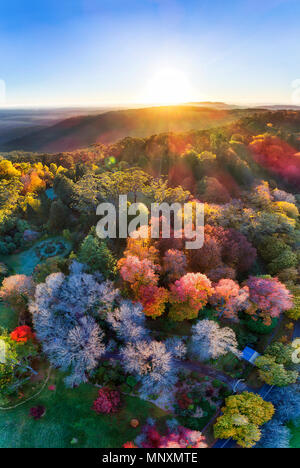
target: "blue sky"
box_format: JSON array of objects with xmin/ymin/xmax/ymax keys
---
[{"xmin": 0, "ymin": 0, "xmax": 299, "ymax": 107}]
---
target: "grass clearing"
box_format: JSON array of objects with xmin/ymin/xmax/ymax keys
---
[{"xmin": 0, "ymin": 370, "xmax": 168, "ymax": 448}]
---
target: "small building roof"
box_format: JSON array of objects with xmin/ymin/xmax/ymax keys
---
[{"xmin": 242, "ymin": 346, "xmax": 261, "ymax": 365}]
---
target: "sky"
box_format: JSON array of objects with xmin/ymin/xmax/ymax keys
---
[{"xmin": 0, "ymin": 0, "xmax": 300, "ymax": 107}]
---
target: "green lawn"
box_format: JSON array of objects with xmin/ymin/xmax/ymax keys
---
[
  {"xmin": 0, "ymin": 371, "xmax": 168, "ymax": 448},
  {"xmin": 0, "ymin": 303, "xmax": 18, "ymax": 330},
  {"xmin": 289, "ymin": 419, "xmax": 300, "ymax": 449}
]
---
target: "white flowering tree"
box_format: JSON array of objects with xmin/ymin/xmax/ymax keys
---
[
  {"xmin": 121, "ymin": 339, "xmax": 186, "ymax": 397},
  {"xmin": 190, "ymin": 319, "xmax": 240, "ymax": 361},
  {"xmin": 106, "ymin": 299, "xmax": 149, "ymax": 343},
  {"xmin": 30, "ymin": 263, "xmax": 118, "ymax": 386}
]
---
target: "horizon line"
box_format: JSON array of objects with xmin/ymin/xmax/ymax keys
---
[{"xmin": 0, "ymin": 100, "xmax": 299, "ymax": 111}]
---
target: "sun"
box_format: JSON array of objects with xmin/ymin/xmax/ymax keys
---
[{"xmin": 142, "ymin": 68, "xmax": 195, "ymax": 105}]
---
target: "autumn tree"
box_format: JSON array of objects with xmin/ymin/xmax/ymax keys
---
[
  {"xmin": 169, "ymin": 273, "xmax": 213, "ymax": 321},
  {"xmin": 214, "ymin": 392, "xmax": 274, "ymax": 448},
  {"xmin": 0, "ymin": 160, "xmax": 21, "ymax": 179},
  {"xmin": 118, "ymin": 255, "xmax": 159, "ymax": 297},
  {"xmin": 188, "ymin": 236, "xmax": 223, "ymax": 274},
  {"xmin": 162, "ymin": 249, "xmax": 187, "ymax": 282},
  {"xmin": 138, "ymin": 285, "xmax": 169, "ymax": 319},
  {"xmin": 209, "ymin": 279, "xmax": 250, "ymax": 321},
  {"xmin": 124, "ymin": 230, "xmax": 159, "ymax": 263}
]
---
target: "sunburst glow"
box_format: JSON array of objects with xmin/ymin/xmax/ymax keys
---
[{"xmin": 142, "ymin": 68, "xmax": 196, "ymax": 105}]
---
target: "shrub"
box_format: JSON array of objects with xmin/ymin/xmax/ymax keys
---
[
  {"xmin": 33, "ymin": 256, "xmax": 67, "ymax": 284},
  {"xmin": 135, "ymin": 420, "xmax": 208, "ymax": 448},
  {"xmin": 29, "ymin": 406, "xmax": 46, "ymax": 420},
  {"xmin": 10, "ymin": 326, "xmax": 35, "ymax": 343},
  {"xmin": 92, "ymin": 387, "xmax": 121, "ymax": 414},
  {"xmin": 243, "ymin": 315, "xmax": 278, "ymax": 335}
]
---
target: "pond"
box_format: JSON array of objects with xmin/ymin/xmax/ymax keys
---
[
  {"xmin": 0, "ymin": 237, "xmax": 72, "ymax": 330},
  {"xmin": 0, "ymin": 236, "xmax": 72, "ymax": 276}
]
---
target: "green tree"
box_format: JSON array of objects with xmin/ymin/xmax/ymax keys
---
[
  {"xmin": 255, "ymin": 355, "xmax": 298, "ymax": 387},
  {"xmin": 77, "ymin": 234, "xmax": 116, "ymax": 279},
  {"xmin": 47, "ymin": 200, "xmax": 69, "ymax": 232},
  {"xmin": 264, "ymin": 342, "xmax": 294, "ymax": 365},
  {"xmin": 53, "ymin": 174, "xmax": 76, "ymax": 206},
  {"xmin": 286, "ymin": 287, "xmax": 300, "ymax": 320}
]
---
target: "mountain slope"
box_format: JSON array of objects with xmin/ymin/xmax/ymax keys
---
[{"xmin": 1, "ymin": 105, "xmax": 259, "ymax": 153}]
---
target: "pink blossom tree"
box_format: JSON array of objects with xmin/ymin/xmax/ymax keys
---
[{"xmin": 246, "ymin": 276, "xmax": 293, "ymax": 325}]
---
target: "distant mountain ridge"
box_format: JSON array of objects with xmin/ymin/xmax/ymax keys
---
[{"xmin": 1, "ymin": 104, "xmax": 263, "ymax": 153}]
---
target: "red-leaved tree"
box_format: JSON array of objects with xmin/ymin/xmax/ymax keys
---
[
  {"xmin": 92, "ymin": 387, "xmax": 121, "ymax": 414},
  {"xmin": 138, "ymin": 285, "xmax": 169, "ymax": 319}
]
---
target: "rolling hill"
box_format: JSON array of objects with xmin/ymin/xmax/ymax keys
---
[{"xmin": 1, "ymin": 105, "xmax": 263, "ymax": 153}]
